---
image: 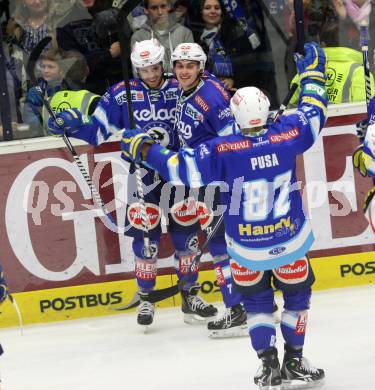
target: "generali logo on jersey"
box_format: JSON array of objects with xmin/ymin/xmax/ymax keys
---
[
  {"xmin": 269, "ymin": 128, "xmax": 300, "ymax": 143},
  {"xmin": 216, "ymin": 139, "xmax": 252, "ymax": 153},
  {"xmin": 194, "ymin": 95, "xmax": 210, "ymax": 112}
]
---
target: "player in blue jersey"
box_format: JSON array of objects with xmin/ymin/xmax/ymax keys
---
[
  {"xmin": 170, "ymin": 42, "xmax": 248, "ymax": 337},
  {"xmin": 121, "ymin": 42, "xmax": 327, "ymax": 389},
  {"xmin": 47, "ymin": 39, "xmax": 218, "ymax": 328}
]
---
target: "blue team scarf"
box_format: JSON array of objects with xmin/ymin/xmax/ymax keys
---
[
  {"xmin": 220, "ymin": 0, "xmax": 257, "ymax": 40},
  {"xmin": 201, "ymin": 28, "xmax": 233, "ymax": 77}
]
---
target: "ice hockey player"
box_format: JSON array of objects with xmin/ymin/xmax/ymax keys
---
[
  {"xmin": 120, "ymin": 42, "xmax": 327, "ymax": 389},
  {"xmin": 170, "ymin": 42, "xmax": 248, "ymax": 337},
  {"xmin": 47, "ymin": 38, "xmax": 217, "ymax": 329}
]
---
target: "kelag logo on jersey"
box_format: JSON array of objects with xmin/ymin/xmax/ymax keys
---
[
  {"xmin": 134, "ymin": 106, "xmax": 176, "ymax": 123},
  {"xmin": 185, "ymin": 103, "xmax": 204, "ymax": 122}
]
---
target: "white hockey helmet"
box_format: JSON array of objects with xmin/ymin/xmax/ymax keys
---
[
  {"xmin": 131, "ymin": 38, "xmax": 165, "ymax": 70},
  {"xmin": 230, "ymin": 87, "xmax": 270, "ymax": 130},
  {"xmin": 171, "ymin": 43, "xmax": 207, "ymax": 71}
]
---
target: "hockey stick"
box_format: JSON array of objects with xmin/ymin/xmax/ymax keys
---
[
  {"xmin": 8, "ymin": 294, "xmax": 23, "ymax": 335},
  {"xmin": 27, "ymin": 37, "xmax": 120, "ymax": 233},
  {"xmin": 116, "ymin": 0, "xmax": 153, "ymax": 257},
  {"xmin": 113, "ymin": 213, "xmax": 225, "ymax": 310},
  {"xmin": 359, "ymin": 19, "xmax": 375, "ymax": 214}
]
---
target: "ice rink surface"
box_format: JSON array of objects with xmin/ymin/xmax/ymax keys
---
[{"xmin": 0, "ymin": 285, "xmax": 374, "ymax": 390}]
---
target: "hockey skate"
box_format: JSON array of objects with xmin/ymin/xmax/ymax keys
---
[
  {"xmin": 181, "ymin": 284, "xmax": 218, "ymax": 324},
  {"xmin": 281, "ymin": 356, "xmax": 325, "ymax": 389},
  {"xmin": 207, "ymin": 303, "xmax": 248, "ymax": 338},
  {"xmin": 137, "ymin": 293, "xmax": 155, "ymax": 332},
  {"xmin": 254, "ymin": 347, "xmax": 282, "ymax": 390}
]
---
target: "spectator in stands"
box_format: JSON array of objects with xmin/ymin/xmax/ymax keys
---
[
  {"xmin": 23, "ymin": 48, "xmax": 91, "ymax": 137},
  {"xmin": 288, "ymin": 20, "xmax": 375, "ymax": 106},
  {"xmin": 23, "ymin": 48, "xmax": 65, "ymax": 136},
  {"xmin": 131, "ymin": 0, "xmax": 194, "ymax": 73},
  {"xmin": 5, "ymin": 0, "xmax": 56, "ymax": 56},
  {"xmin": 193, "ymin": 0, "xmax": 234, "ymax": 91},
  {"xmin": 192, "ymin": 0, "xmax": 279, "ymax": 107},
  {"xmin": 57, "ymin": 0, "xmax": 122, "ymax": 95}
]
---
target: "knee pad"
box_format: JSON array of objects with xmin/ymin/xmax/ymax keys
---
[
  {"xmin": 283, "ymin": 287, "xmax": 311, "ymax": 311},
  {"xmin": 242, "ymin": 288, "xmax": 275, "ymax": 314},
  {"xmin": 132, "ymin": 237, "xmax": 159, "ymax": 259},
  {"xmin": 170, "ymin": 231, "xmax": 199, "ymax": 253}
]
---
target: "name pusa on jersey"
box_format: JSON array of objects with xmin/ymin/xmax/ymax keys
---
[{"xmin": 251, "ymin": 153, "xmax": 279, "ymax": 170}]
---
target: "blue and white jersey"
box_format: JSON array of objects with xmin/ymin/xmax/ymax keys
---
[
  {"xmin": 174, "ymin": 76, "xmax": 237, "ymax": 148},
  {"xmin": 145, "ymin": 86, "xmax": 328, "ymax": 271},
  {"xmin": 90, "ymin": 77, "xmax": 180, "ymax": 151}
]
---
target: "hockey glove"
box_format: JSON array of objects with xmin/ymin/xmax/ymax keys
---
[
  {"xmin": 0, "ymin": 268, "xmax": 8, "ymax": 304},
  {"xmin": 352, "ymin": 145, "xmax": 374, "ymax": 177},
  {"xmin": 295, "ymin": 43, "xmax": 326, "ymax": 86},
  {"xmin": 47, "ymin": 108, "xmax": 95, "ymax": 144},
  {"xmin": 121, "ymin": 128, "xmax": 155, "ymax": 163}
]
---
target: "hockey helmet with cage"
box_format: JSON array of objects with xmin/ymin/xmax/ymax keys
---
[
  {"xmin": 131, "ymin": 39, "xmax": 165, "ymax": 71},
  {"xmin": 171, "ymin": 43, "xmax": 207, "ymax": 71},
  {"xmin": 230, "ymin": 87, "xmax": 270, "ymax": 130}
]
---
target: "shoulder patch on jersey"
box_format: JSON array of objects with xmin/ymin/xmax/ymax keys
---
[
  {"xmin": 218, "ymin": 107, "xmax": 232, "ymax": 119},
  {"xmin": 269, "ymin": 128, "xmax": 300, "ymax": 143},
  {"xmin": 216, "ymin": 139, "xmax": 252, "ymax": 153},
  {"xmin": 194, "ymin": 95, "xmax": 210, "ymax": 112}
]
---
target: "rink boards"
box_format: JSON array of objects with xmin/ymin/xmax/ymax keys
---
[{"xmin": 1, "ymin": 102, "xmax": 375, "ymax": 328}]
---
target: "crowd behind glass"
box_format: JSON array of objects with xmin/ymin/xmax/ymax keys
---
[{"xmin": 0, "ymin": 0, "xmax": 374, "ymax": 141}]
